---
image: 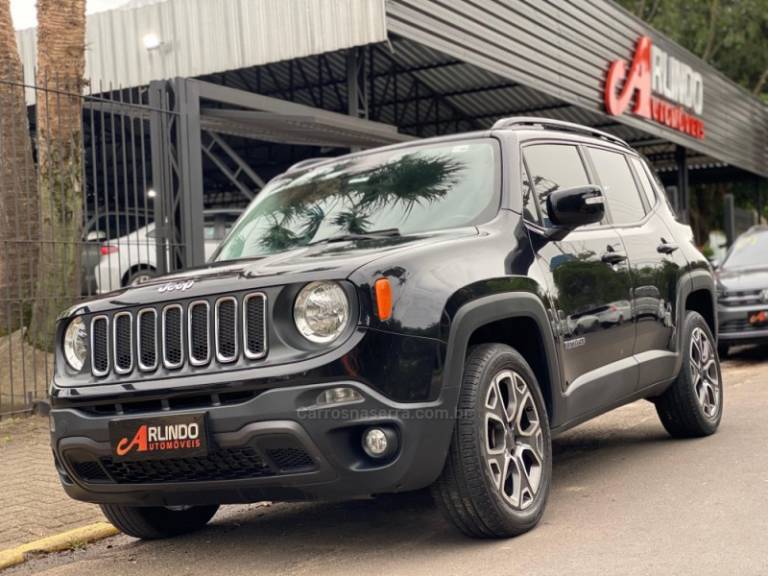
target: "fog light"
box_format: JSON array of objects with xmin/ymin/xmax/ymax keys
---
[
  {"xmin": 316, "ymin": 387, "xmax": 363, "ymax": 406},
  {"xmin": 362, "ymin": 426, "xmax": 398, "ymax": 459}
]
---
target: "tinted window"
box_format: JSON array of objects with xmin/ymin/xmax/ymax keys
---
[
  {"xmin": 215, "ymin": 140, "xmax": 499, "ymax": 261},
  {"xmin": 629, "ymin": 156, "xmax": 656, "ymax": 208},
  {"xmin": 523, "ymin": 145, "xmax": 590, "ymax": 226},
  {"xmin": 589, "ymin": 148, "xmax": 645, "ymax": 225}
]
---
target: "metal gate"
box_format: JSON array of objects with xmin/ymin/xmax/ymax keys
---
[{"xmin": 0, "ymin": 76, "xmax": 183, "ymax": 417}]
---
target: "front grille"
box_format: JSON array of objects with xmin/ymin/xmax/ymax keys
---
[
  {"xmin": 75, "ymin": 389, "xmax": 260, "ymax": 416},
  {"xmin": 137, "ymin": 309, "xmax": 158, "ymax": 371},
  {"xmin": 244, "ymin": 293, "xmax": 267, "ymax": 359},
  {"xmin": 89, "ymin": 292, "xmax": 267, "ymax": 378},
  {"xmin": 266, "ymin": 448, "xmax": 314, "ymax": 471},
  {"xmin": 719, "ymin": 290, "xmax": 765, "ymax": 307},
  {"xmin": 91, "ymin": 316, "xmax": 110, "ymax": 376},
  {"xmin": 215, "ymin": 297, "xmax": 238, "ymax": 363},
  {"xmin": 163, "ymin": 305, "xmax": 184, "ymax": 369},
  {"xmin": 113, "ymin": 312, "xmax": 133, "ymax": 373},
  {"xmin": 73, "ymin": 461, "xmax": 111, "ymax": 483},
  {"xmin": 100, "ymin": 448, "xmax": 273, "ymax": 483},
  {"xmin": 188, "ymin": 301, "xmax": 210, "ymax": 365},
  {"xmin": 721, "ymin": 318, "xmax": 768, "ymax": 333}
]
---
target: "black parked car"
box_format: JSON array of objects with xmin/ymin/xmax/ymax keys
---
[
  {"xmin": 50, "ymin": 118, "xmax": 722, "ymax": 540},
  {"xmin": 716, "ymin": 226, "xmax": 768, "ymax": 356}
]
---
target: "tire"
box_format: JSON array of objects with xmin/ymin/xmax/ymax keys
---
[
  {"xmin": 717, "ymin": 343, "xmax": 730, "ymax": 359},
  {"xmin": 432, "ymin": 343, "xmax": 552, "ymax": 538},
  {"xmin": 100, "ymin": 504, "xmax": 219, "ymax": 539},
  {"xmin": 123, "ymin": 267, "xmax": 157, "ymax": 287},
  {"xmin": 655, "ymin": 311, "xmax": 723, "ymax": 438}
]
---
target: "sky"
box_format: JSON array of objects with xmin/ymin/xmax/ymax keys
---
[{"xmin": 11, "ymin": 0, "xmax": 132, "ymax": 30}]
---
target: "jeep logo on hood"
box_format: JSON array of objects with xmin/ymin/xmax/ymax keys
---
[{"xmin": 157, "ymin": 280, "xmax": 195, "ymax": 293}]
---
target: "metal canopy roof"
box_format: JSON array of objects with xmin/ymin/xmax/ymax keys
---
[
  {"xmin": 386, "ymin": 0, "xmax": 768, "ymax": 178},
  {"xmin": 200, "ymin": 36, "xmax": 720, "ymax": 175},
  {"xmin": 201, "ymin": 109, "xmax": 413, "ymax": 149}
]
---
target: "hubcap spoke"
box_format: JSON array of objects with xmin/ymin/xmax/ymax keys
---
[
  {"xmin": 690, "ymin": 327, "xmax": 720, "ymax": 419},
  {"xmin": 484, "ymin": 368, "xmax": 546, "ymax": 511}
]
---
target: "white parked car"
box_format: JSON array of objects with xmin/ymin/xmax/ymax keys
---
[{"xmin": 92, "ymin": 209, "xmax": 242, "ymax": 293}]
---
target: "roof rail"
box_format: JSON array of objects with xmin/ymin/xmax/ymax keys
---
[{"xmin": 491, "ymin": 116, "xmax": 629, "ymax": 148}]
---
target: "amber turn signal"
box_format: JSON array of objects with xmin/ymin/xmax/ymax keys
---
[{"xmin": 374, "ymin": 278, "xmax": 392, "ymax": 321}]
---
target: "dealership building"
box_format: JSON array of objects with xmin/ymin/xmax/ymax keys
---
[{"xmin": 16, "ymin": 0, "xmax": 768, "ymax": 266}]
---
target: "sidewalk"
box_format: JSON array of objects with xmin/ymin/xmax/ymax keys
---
[{"xmin": 0, "ymin": 415, "xmax": 104, "ymax": 551}]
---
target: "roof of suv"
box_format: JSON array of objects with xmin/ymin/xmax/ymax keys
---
[
  {"xmin": 490, "ymin": 116, "xmax": 630, "ymax": 149},
  {"xmin": 284, "ymin": 117, "xmax": 632, "ymax": 175}
]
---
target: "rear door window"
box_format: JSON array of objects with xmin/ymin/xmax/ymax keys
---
[
  {"xmin": 628, "ymin": 156, "xmax": 656, "ymax": 208},
  {"xmin": 588, "ymin": 148, "xmax": 646, "ymax": 225}
]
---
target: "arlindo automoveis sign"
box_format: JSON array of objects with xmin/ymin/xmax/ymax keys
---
[{"xmin": 604, "ymin": 36, "xmax": 705, "ymax": 139}]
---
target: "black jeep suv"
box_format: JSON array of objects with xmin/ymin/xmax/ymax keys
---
[{"xmin": 51, "ymin": 117, "xmax": 722, "ymax": 540}]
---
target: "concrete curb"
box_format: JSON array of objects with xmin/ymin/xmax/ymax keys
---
[{"xmin": 0, "ymin": 522, "xmax": 119, "ymax": 571}]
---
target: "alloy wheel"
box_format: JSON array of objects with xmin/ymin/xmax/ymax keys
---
[
  {"xmin": 690, "ymin": 327, "xmax": 720, "ymax": 418},
  {"xmin": 484, "ymin": 369, "xmax": 545, "ymax": 510}
]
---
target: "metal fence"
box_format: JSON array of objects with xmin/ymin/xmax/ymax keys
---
[{"xmin": 0, "ymin": 75, "xmax": 182, "ymax": 417}]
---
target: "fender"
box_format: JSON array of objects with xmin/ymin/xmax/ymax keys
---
[
  {"xmin": 441, "ymin": 291, "xmax": 566, "ymax": 427},
  {"xmin": 672, "ymin": 268, "xmax": 716, "ymax": 375}
]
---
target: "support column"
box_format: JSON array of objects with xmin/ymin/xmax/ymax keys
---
[
  {"xmin": 174, "ymin": 77, "xmax": 206, "ymax": 267},
  {"xmin": 346, "ymin": 47, "xmax": 368, "ymax": 120},
  {"xmin": 675, "ymin": 145, "xmax": 690, "ymax": 223},
  {"xmin": 148, "ymin": 80, "xmax": 172, "ymax": 275},
  {"xmin": 724, "ymin": 193, "xmax": 736, "ymax": 247}
]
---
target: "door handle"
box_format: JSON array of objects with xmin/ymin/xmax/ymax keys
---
[
  {"xmin": 601, "ymin": 251, "xmax": 627, "ymax": 264},
  {"xmin": 657, "ymin": 241, "xmax": 679, "ymax": 254}
]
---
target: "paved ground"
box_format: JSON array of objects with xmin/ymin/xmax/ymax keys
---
[
  {"xmin": 4, "ymin": 345, "xmax": 768, "ymax": 575},
  {"xmin": 0, "ymin": 417, "xmax": 102, "ymax": 550}
]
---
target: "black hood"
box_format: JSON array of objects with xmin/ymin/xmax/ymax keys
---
[{"xmin": 65, "ymin": 228, "xmax": 477, "ymax": 316}]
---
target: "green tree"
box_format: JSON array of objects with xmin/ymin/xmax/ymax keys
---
[
  {"xmin": 0, "ymin": 0, "xmax": 37, "ymax": 334},
  {"xmin": 27, "ymin": 0, "xmax": 87, "ymax": 349},
  {"xmin": 617, "ymin": 0, "xmax": 768, "ymax": 101}
]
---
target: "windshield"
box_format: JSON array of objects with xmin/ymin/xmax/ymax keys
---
[
  {"xmin": 723, "ymin": 229, "xmax": 768, "ymax": 269},
  {"xmin": 214, "ymin": 140, "xmax": 499, "ymax": 261}
]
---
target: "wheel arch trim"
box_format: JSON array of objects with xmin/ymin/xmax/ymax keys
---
[{"xmin": 442, "ymin": 291, "xmax": 566, "ymax": 428}]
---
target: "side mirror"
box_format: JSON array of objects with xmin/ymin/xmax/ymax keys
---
[{"xmin": 547, "ymin": 185, "xmax": 605, "ymax": 228}]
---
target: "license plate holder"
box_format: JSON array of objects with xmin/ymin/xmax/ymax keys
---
[{"xmin": 109, "ymin": 413, "xmax": 208, "ymax": 462}]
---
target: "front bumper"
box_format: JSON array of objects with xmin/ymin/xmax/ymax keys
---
[
  {"xmin": 50, "ymin": 380, "xmax": 457, "ymax": 506},
  {"xmin": 717, "ymin": 304, "xmax": 768, "ymax": 344}
]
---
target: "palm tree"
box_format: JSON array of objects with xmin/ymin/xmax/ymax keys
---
[
  {"xmin": 0, "ymin": 0, "xmax": 37, "ymax": 334},
  {"xmin": 27, "ymin": 0, "xmax": 86, "ymax": 349}
]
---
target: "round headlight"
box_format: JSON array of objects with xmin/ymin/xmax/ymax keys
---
[
  {"xmin": 294, "ymin": 281, "xmax": 350, "ymax": 343},
  {"xmin": 63, "ymin": 317, "xmax": 88, "ymax": 371}
]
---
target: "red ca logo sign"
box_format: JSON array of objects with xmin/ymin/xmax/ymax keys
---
[
  {"xmin": 604, "ymin": 36, "xmax": 652, "ymax": 118},
  {"xmin": 116, "ymin": 424, "xmax": 148, "ymax": 456}
]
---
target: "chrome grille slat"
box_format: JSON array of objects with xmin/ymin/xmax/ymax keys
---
[
  {"xmin": 243, "ymin": 293, "xmax": 267, "ymax": 359},
  {"xmin": 162, "ymin": 304, "xmax": 185, "ymax": 369},
  {"xmin": 91, "ymin": 316, "xmax": 110, "ymax": 377},
  {"xmin": 137, "ymin": 309, "xmax": 158, "ymax": 371},
  {"xmin": 113, "ymin": 312, "xmax": 134, "ymax": 374},
  {"xmin": 188, "ymin": 301, "xmax": 211, "ymax": 366},
  {"xmin": 215, "ymin": 297, "xmax": 238, "ymax": 363},
  {"xmin": 89, "ymin": 292, "xmax": 267, "ymax": 377}
]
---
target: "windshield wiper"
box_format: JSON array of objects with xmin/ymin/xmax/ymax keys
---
[{"xmin": 309, "ymin": 228, "xmax": 401, "ymax": 245}]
